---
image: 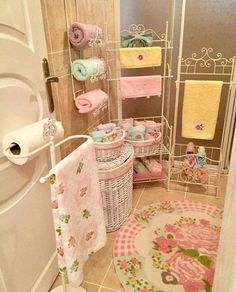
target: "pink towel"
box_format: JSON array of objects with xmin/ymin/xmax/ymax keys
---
[
  {"xmin": 119, "ymin": 75, "xmax": 162, "ymax": 100},
  {"xmin": 50, "ymin": 138, "xmax": 107, "ymax": 287},
  {"xmin": 75, "ymin": 89, "xmax": 108, "ymax": 113},
  {"xmin": 69, "ymin": 22, "xmax": 103, "ymax": 49}
]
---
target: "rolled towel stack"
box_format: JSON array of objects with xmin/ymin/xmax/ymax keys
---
[
  {"xmin": 118, "ymin": 118, "xmax": 133, "ymax": 132},
  {"xmin": 75, "ymin": 89, "xmax": 108, "ymax": 113},
  {"xmin": 119, "ymin": 119, "xmax": 162, "ymax": 141},
  {"xmin": 69, "ymin": 22, "xmax": 103, "ymax": 49},
  {"xmin": 126, "ymin": 125, "xmax": 146, "ymax": 141},
  {"xmin": 90, "ymin": 123, "xmax": 118, "ymax": 143},
  {"xmin": 71, "ymin": 57, "xmax": 106, "ymax": 81},
  {"xmin": 134, "ymin": 120, "xmax": 161, "ymax": 139}
]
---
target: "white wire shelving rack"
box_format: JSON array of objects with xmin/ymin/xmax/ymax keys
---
[{"xmin": 105, "ymin": 21, "xmax": 174, "ymax": 185}]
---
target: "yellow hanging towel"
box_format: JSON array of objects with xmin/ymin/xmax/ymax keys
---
[
  {"xmin": 182, "ymin": 80, "xmax": 223, "ymax": 140},
  {"xmin": 119, "ymin": 47, "xmax": 162, "ymax": 68}
]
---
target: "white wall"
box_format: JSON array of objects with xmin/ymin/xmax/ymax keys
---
[{"xmin": 213, "ymin": 123, "xmax": 236, "ymax": 292}]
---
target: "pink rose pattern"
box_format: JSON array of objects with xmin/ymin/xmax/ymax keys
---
[
  {"xmin": 152, "ymin": 217, "xmax": 221, "ymax": 291},
  {"xmin": 164, "ymin": 220, "xmax": 220, "ymax": 252},
  {"xmin": 168, "ymin": 253, "xmax": 207, "ymax": 288}
]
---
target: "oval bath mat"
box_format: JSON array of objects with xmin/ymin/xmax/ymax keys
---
[{"xmin": 113, "ymin": 200, "xmax": 223, "ymax": 292}]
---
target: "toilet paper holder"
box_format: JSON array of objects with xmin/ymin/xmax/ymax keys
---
[
  {"xmin": 2, "ymin": 118, "xmax": 62, "ymax": 162},
  {"xmin": 3, "ymin": 118, "xmax": 91, "ymax": 174}
]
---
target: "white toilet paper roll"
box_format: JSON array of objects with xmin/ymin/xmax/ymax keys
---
[{"xmin": 3, "ymin": 119, "xmax": 64, "ymax": 165}]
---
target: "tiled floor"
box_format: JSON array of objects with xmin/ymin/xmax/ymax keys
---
[{"xmin": 50, "ymin": 177, "xmax": 227, "ymax": 291}]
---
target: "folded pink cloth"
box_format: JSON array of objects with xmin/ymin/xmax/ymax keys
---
[
  {"xmin": 75, "ymin": 89, "xmax": 108, "ymax": 113},
  {"xmin": 120, "ymin": 75, "xmax": 162, "ymax": 100},
  {"xmin": 69, "ymin": 22, "xmax": 102, "ymax": 49}
]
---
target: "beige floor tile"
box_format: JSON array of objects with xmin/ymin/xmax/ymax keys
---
[
  {"xmin": 185, "ymin": 192, "xmax": 225, "ymax": 209},
  {"xmin": 50, "ymin": 274, "xmax": 61, "ymax": 290},
  {"xmin": 82, "ymin": 282, "xmax": 100, "ymax": 291},
  {"xmin": 107, "ymin": 229, "xmax": 119, "ymax": 241},
  {"xmin": 133, "ymin": 183, "xmax": 146, "ymax": 189},
  {"xmin": 218, "ymin": 175, "xmax": 228, "ymax": 197},
  {"xmin": 187, "ymin": 183, "xmax": 215, "ymax": 196},
  {"xmin": 144, "ymin": 180, "xmax": 166, "ymax": 189},
  {"xmin": 49, "ymin": 276, "xmax": 100, "ymax": 291},
  {"xmin": 102, "ymin": 261, "xmax": 124, "ymax": 291},
  {"xmin": 136, "ymin": 187, "xmax": 185, "ymax": 209},
  {"xmin": 83, "ymin": 239, "xmax": 114, "ymax": 285},
  {"xmin": 99, "ymin": 288, "xmax": 123, "ymax": 292},
  {"xmin": 132, "ymin": 185, "xmax": 144, "ymax": 209},
  {"xmin": 168, "ymin": 181, "xmax": 189, "ymax": 192}
]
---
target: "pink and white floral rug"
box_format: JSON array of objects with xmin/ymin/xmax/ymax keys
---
[{"xmin": 113, "ymin": 201, "xmax": 223, "ymax": 292}]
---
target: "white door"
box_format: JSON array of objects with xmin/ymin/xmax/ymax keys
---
[{"xmin": 0, "ymin": 1, "xmax": 58, "ymax": 291}]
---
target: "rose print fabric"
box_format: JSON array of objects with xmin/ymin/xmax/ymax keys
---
[
  {"xmin": 113, "ymin": 201, "xmax": 222, "ymax": 292},
  {"xmin": 50, "ymin": 138, "xmax": 106, "ymax": 287}
]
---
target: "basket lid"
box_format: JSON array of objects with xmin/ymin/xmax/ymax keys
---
[{"xmin": 97, "ymin": 143, "xmax": 134, "ymax": 171}]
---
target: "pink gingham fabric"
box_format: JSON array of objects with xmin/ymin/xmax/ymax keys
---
[
  {"xmin": 113, "ymin": 219, "xmax": 144, "ymax": 258},
  {"xmin": 174, "ymin": 200, "xmax": 219, "ymax": 217}
]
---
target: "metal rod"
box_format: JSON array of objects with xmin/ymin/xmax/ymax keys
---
[
  {"xmin": 166, "ymin": 0, "xmax": 175, "ymax": 122},
  {"xmin": 221, "ymin": 56, "xmax": 236, "ymax": 168},
  {"xmin": 180, "ymin": 72, "xmax": 233, "ymax": 76},
  {"xmin": 172, "ymin": 0, "xmax": 186, "ymax": 151},
  {"xmin": 175, "ymin": 80, "xmax": 235, "ymax": 85},
  {"xmin": 107, "ymin": 75, "xmax": 174, "ymax": 82},
  {"xmin": 105, "ymin": 46, "xmax": 174, "ymax": 52},
  {"xmin": 3, "ymin": 142, "xmax": 52, "ymax": 159}
]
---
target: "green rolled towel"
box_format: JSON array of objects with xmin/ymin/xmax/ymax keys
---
[
  {"xmin": 121, "ymin": 32, "xmax": 153, "ymax": 48},
  {"xmin": 71, "ymin": 57, "xmax": 105, "ymax": 81}
]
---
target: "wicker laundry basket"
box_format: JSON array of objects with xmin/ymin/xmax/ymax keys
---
[{"xmin": 98, "ymin": 144, "xmax": 134, "ymax": 232}]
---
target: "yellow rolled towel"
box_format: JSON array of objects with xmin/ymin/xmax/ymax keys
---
[
  {"xmin": 182, "ymin": 80, "xmax": 223, "ymax": 140},
  {"xmin": 119, "ymin": 47, "xmax": 162, "ymax": 68}
]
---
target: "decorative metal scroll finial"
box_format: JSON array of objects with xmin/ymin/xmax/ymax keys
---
[
  {"xmin": 88, "ymin": 38, "xmax": 104, "ymax": 48},
  {"xmin": 121, "ymin": 24, "xmax": 166, "ymax": 41},
  {"xmin": 43, "ymin": 118, "xmax": 57, "ymax": 139},
  {"xmin": 181, "ymin": 47, "xmax": 234, "ymax": 74},
  {"xmin": 90, "ymin": 71, "xmax": 106, "ymax": 83}
]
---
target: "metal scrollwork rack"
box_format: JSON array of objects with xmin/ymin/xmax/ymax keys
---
[
  {"xmin": 64, "ymin": 0, "xmax": 108, "ymax": 118},
  {"xmin": 170, "ymin": 47, "xmax": 236, "ymax": 196},
  {"xmin": 106, "ymin": 21, "xmax": 174, "ymax": 185}
]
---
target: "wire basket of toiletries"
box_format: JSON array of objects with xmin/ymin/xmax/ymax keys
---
[
  {"xmin": 169, "ymin": 143, "xmax": 222, "ymax": 195},
  {"xmin": 117, "ymin": 117, "xmax": 171, "ymax": 157}
]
